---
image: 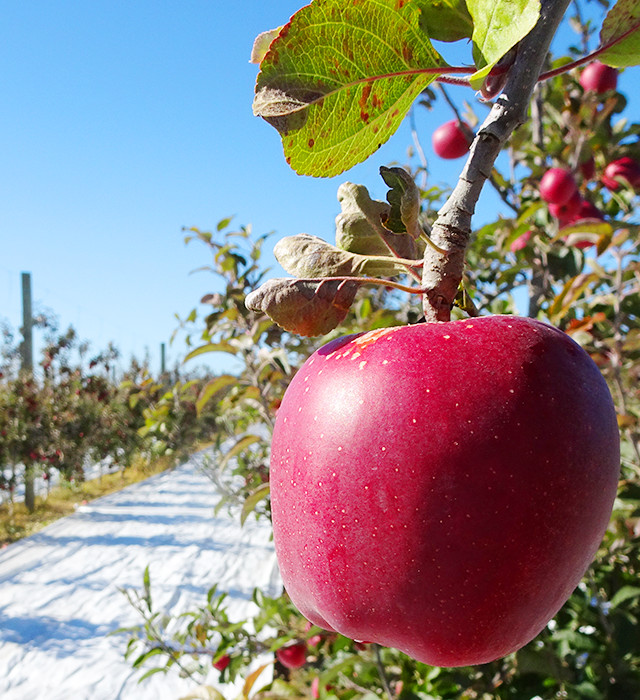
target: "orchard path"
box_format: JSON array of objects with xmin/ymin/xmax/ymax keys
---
[{"xmin": 0, "ymin": 451, "xmax": 280, "ymax": 700}]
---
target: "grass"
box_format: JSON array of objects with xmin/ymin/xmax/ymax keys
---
[{"xmin": 0, "ymin": 454, "xmax": 176, "ymax": 546}]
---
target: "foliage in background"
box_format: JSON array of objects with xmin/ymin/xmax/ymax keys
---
[{"xmin": 0, "ymin": 312, "xmax": 219, "ymax": 524}]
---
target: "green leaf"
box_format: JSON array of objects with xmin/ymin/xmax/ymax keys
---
[
  {"xmin": 216, "ymin": 216, "xmax": 234, "ymax": 232},
  {"xmin": 609, "ymin": 585, "xmax": 640, "ymax": 609},
  {"xmin": 132, "ymin": 647, "xmax": 164, "ymax": 669},
  {"xmin": 142, "ymin": 565, "xmax": 152, "ymax": 613},
  {"xmin": 467, "ymin": 0, "xmax": 540, "ymax": 88},
  {"xmin": 217, "ymin": 434, "xmax": 262, "ymax": 473},
  {"xmin": 196, "ymin": 375, "xmax": 237, "ymax": 415},
  {"xmin": 253, "ymin": 0, "xmax": 446, "ymax": 176},
  {"xmin": 137, "ymin": 667, "xmax": 168, "ymax": 683},
  {"xmin": 184, "ymin": 342, "xmax": 237, "ymax": 362},
  {"xmin": 241, "ymin": 483, "xmax": 271, "ymax": 526},
  {"xmin": 245, "ymin": 277, "xmax": 361, "ymax": 336},
  {"xmin": 553, "ymin": 219, "xmax": 613, "ymax": 254},
  {"xmin": 415, "ymin": 0, "xmax": 473, "ymax": 42},
  {"xmin": 599, "ymin": 0, "xmax": 640, "ymax": 68}
]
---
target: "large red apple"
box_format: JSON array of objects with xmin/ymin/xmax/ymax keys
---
[{"xmin": 270, "ymin": 316, "xmax": 619, "ymax": 667}]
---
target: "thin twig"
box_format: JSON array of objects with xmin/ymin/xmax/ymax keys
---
[{"xmin": 373, "ymin": 644, "xmax": 394, "ymax": 700}]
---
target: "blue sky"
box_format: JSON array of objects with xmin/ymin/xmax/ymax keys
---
[{"xmin": 0, "ymin": 1, "xmax": 627, "ymax": 374}]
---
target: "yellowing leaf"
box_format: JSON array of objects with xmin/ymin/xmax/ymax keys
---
[
  {"xmin": 253, "ymin": 0, "xmax": 446, "ymax": 176},
  {"xmin": 250, "ymin": 27, "xmax": 282, "ymax": 64},
  {"xmin": 274, "ymin": 233, "xmax": 419, "ymax": 278},
  {"xmin": 242, "ymin": 663, "xmax": 271, "ymax": 699},
  {"xmin": 218, "ymin": 434, "xmax": 263, "ymax": 474},
  {"xmin": 196, "ymin": 375, "xmax": 237, "ymax": 415},
  {"xmin": 241, "ymin": 483, "xmax": 271, "ymax": 526}
]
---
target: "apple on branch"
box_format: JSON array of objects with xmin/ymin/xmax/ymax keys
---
[
  {"xmin": 275, "ymin": 641, "xmax": 308, "ymax": 669},
  {"xmin": 269, "ymin": 316, "xmax": 619, "ymax": 667},
  {"xmin": 432, "ymin": 120, "xmax": 473, "ymax": 159},
  {"xmin": 539, "ymin": 167, "xmax": 578, "ymax": 205},
  {"xmin": 579, "ymin": 61, "xmax": 618, "ymax": 94}
]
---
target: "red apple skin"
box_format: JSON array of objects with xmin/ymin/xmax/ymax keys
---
[
  {"xmin": 270, "ymin": 316, "xmax": 620, "ymax": 667},
  {"xmin": 432, "ymin": 120, "xmax": 472, "ymax": 159},
  {"xmin": 579, "ymin": 156, "xmax": 596, "ymax": 181},
  {"xmin": 213, "ymin": 654, "xmax": 230, "ymax": 671},
  {"xmin": 574, "ymin": 199, "xmax": 605, "ymax": 222},
  {"xmin": 276, "ymin": 642, "xmax": 308, "ymax": 669},
  {"xmin": 509, "ymin": 230, "xmax": 532, "ymax": 252},
  {"xmin": 539, "ymin": 168, "xmax": 578, "ymax": 205},
  {"xmin": 602, "ymin": 156, "xmax": 640, "ymax": 192},
  {"xmin": 549, "ymin": 190, "xmax": 582, "ymax": 223},
  {"xmin": 579, "ymin": 61, "xmax": 618, "ymax": 94}
]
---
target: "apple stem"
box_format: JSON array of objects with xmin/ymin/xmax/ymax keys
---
[{"xmin": 420, "ymin": 0, "xmax": 573, "ymax": 323}]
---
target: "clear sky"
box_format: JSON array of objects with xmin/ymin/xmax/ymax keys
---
[{"xmin": 0, "ymin": 1, "xmax": 631, "ymax": 375}]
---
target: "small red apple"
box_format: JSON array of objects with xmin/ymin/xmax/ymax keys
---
[
  {"xmin": 602, "ymin": 156, "xmax": 640, "ymax": 192},
  {"xmin": 276, "ymin": 641, "xmax": 307, "ymax": 669},
  {"xmin": 270, "ymin": 317, "xmax": 620, "ymax": 667},
  {"xmin": 579, "ymin": 61, "xmax": 618, "ymax": 94},
  {"xmin": 561, "ymin": 200, "xmax": 605, "ymax": 249},
  {"xmin": 579, "ymin": 156, "xmax": 596, "ymax": 181},
  {"xmin": 548, "ymin": 190, "xmax": 582, "ymax": 223},
  {"xmin": 213, "ymin": 653, "xmax": 230, "ymax": 671},
  {"xmin": 509, "ymin": 230, "xmax": 532, "ymax": 252},
  {"xmin": 573, "ymin": 199, "xmax": 605, "ymax": 222},
  {"xmin": 539, "ymin": 167, "xmax": 578, "ymax": 205},
  {"xmin": 432, "ymin": 120, "xmax": 472, "ymax": 159},
  {"xmin": 307, "ymin": 633, "xmax": 323, "ymax": 646}
]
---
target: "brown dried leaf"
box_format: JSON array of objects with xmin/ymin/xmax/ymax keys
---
[
  {"xmin": 274, "ymin": 233, "xmax": 415, "ymax": 279},
  {"xmin": 335, "ymin": 182, "xmax": 417, "ymax": 259},
  {"xmin": 245, "ymin": 277, "xmax": 360, "ymax": 336}
]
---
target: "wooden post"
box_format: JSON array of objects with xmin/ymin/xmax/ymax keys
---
[
  {"xmin": 20, "ymin": 272, "xmax": 33, "ymax": 372},
  {"xmin": 21, "ymin": 272, "xmax": 36, "ymax": 512}
]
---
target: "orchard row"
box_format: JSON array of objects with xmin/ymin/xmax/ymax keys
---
[{"xmin": 0, "ymin": 322, "xmax": 217, "ymax": 512}]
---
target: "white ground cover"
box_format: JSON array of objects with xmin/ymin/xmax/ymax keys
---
[{"xmin": 0, "ymin": 451, "xmax": 280, "ymax": 700}]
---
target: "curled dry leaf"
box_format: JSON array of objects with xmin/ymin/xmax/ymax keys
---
[
  {"xmin": 245, "ymin": 277, "xmax": 360, "ymax": 337},
  {"xmin": 250, "ymin": 27, "xmax": 282, "ymax": 64},
  {"xmin": 335, "ymin": 183, "xmax": 417, "ymax": 260},
  {"xmin": 379, "ymin": 166, "xmax": 422, "ymax": 239},
  {"xmin": 274, "ymin": 233, "xmax": 418, "ymax": 279}
]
